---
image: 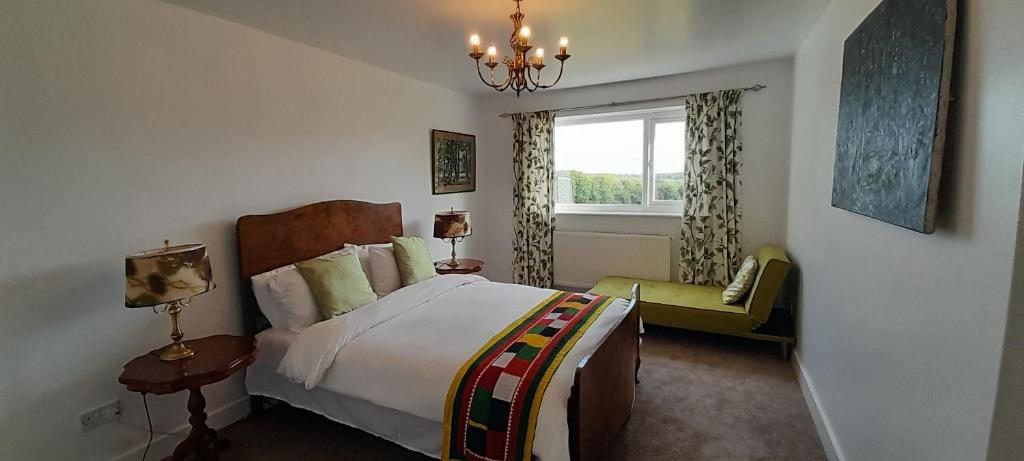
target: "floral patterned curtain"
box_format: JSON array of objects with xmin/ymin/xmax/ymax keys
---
[
  {"xmin": 512, "ymin": 111, "xmax": 556, "ymax": 288},
  {"xmin": 679, "ymin": 90, "xmax": 744, "ymax": 286}
]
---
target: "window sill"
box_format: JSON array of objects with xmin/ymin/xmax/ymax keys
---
[{"xmin": 555, "ymin": 210, "xmax": 682, "ymax": 218}]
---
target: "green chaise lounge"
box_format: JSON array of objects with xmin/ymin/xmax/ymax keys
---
[{"xmin": 588, "ymin": 244, "xmax": 794, "ymax": 357}]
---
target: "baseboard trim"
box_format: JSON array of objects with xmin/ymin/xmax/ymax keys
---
[
  {"xmin": 792, "ymin": 351, "xmax": 845, "ymax": 461},
  {"xmin": 112, "ymin": 396, "xmax": 250, "ymax": 461}
]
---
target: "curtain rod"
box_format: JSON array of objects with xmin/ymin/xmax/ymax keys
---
[{"xmin": 498, "ymin": 84, "xmax": 766, "ymax": 118}]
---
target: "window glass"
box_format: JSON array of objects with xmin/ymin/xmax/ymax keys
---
[
  {"xmin": 653, "ymin": 121, "xmax": 686, "ymax": 201},
  {"xmin": 553, "ymin": 107, "xmax": 685, "ymax": 213},
  {"xmin": 554, "ymin": 120, "xmax": 644, "ymax": 205}
]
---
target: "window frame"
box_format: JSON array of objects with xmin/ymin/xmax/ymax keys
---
[{"xmin": 554, "ymin": 105, "xmax": 686, "ymax": 215}]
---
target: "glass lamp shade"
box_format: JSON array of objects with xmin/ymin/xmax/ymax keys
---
[
  {"xmin": 125, "ymin": 243, "xmax": 213, "ymax": 308},
  {"xmin": 433, "ymin": 211, "xmax": 472, "ymax": 239}
]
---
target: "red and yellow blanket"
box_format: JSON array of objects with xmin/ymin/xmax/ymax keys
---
[{"xmin": 441, "ymin": 291, "xmax": 614, "ymax": 461}]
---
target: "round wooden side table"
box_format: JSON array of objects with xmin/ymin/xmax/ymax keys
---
[
  {"xmin": 119, "ymin": 335, "xmax": 257, "ymax": 461},
  {"xmin": 435, "ymin": 258, "xmax": 485, "ymax": 275}
]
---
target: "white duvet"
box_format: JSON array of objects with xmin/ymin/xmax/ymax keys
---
[{"xmin": 279, "ymin": 274, "xmax": 631, "ymax": 460}]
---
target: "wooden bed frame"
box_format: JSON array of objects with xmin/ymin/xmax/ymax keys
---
[{"xmin": 236, "ymin": 199, "xmax": 640, "ymax": 461}]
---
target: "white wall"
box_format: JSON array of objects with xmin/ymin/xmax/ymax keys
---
[
  {"xmin": 0, "ymin": 0, "xmax": 480, "ymax": 459},
  {"xmin": 474, "ymin": 59, "xmax": 794, "ymax": 284},
  {"xmin": 987, "ymin": 172, "xmax": 1024, "ymax": 461},
  {"xmin": 787, "ymin": 1, "xmax": 1024, "ymax": 460}
]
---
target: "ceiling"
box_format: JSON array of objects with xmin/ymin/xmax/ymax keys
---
[{"xmin": 162, "ymin": 0, "xmax": 831, "ymax": 95}]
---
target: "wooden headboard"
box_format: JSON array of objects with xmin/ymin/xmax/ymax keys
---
[{"xmin": 235, "ymin": 200, "xmax": 403, "ymax": 335}]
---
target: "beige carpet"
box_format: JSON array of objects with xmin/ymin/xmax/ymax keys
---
[{"xmin": 216, "ymin": 326, "xmax": 825, "ymax": 460}]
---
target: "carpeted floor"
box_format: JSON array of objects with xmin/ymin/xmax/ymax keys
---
[{"xmin": 217, "ymin": 326, "xmax": 825, "ymax": 460}]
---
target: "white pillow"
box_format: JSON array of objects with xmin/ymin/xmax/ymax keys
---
[
  {"xmin": 343, "ymin": 243, "xmax": 382, "ymax": 282},
  {"xmin": 249, "ymin": 248, "xmax": 349, "ymax": 331},
  {"xmin": 251, "ymin": 265, "xmax": 291, "ymax": 329},
  {"xmin": 367, "ymin": 245, "xmax": 402, "ymax": 297},
  {"xmin": 267, "ymin": 268, "xmax": 323, "ymax": 331}
]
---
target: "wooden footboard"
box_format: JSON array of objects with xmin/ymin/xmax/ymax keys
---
[{"xmin": 568, "ymin": 284, "xmax": 640, "ymax": 461}]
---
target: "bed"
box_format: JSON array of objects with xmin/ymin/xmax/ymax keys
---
[{"xmin": 236, "ymin": 200, "xmax": 640, "ymax": 461}]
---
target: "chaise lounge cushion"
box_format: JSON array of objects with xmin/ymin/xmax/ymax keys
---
[
  {"xmin": 589, "ymin": 277, "xmax": 753, "ymax": 332},
  {"xmin": 589, "ymin": 245, "xmax": 790, "ymax": 333},
  {"xmin": 743, "ymin": 245, "xmax": 790, "ymax": 328}
]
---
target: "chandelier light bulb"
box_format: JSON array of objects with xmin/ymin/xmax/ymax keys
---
[
  {"xmin": 487, "ymin": 45, "xmax": 497, "ymax": 56},
  {"xmin": 469, "ymin": 34, "xmax": 481, "ymax": 54},
  {"xmin": 520, "ymin": 26, "xmax": 531, "ymax": 44},
  {"xmin": 559, "ymin": 36, "xmax": 569, "ymax": 47}
]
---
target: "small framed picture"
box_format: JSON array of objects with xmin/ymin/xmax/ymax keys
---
[{"xmin": 431, "ymin": 130, "xmax": 476, "ymax": 195}]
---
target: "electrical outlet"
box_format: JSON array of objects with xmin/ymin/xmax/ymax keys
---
[{"xmin": 80, "ymin": 400, "xmax": 121, "ymax": 432}]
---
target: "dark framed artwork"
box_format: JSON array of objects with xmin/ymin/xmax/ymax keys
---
[
  {"xmin": 831, "ymin": 0, "xmax": 956, "ymax": 233},
  {"xmin": 431, "ymin": 130, "xmax": 476, "ymax": 194}
]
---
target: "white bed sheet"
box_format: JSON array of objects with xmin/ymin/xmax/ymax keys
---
[{"xmin": 247, "ymin": 328, "xmax": 445, "ymax": 456}]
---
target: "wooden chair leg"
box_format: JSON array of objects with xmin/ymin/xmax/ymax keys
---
[{"xmin": 779, "ymin": 343, "xmax": 791, "ymax": 361}]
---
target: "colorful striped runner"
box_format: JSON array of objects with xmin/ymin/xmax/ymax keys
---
[{"xmin": 442, "ymin": 291, "xmax": 614, "ymax": 461}]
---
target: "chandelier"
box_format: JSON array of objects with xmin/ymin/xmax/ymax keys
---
[{"xmin": 467, "ymin": 0, "xmax": 571, "ymax": 96}]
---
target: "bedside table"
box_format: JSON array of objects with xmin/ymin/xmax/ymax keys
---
[
  {"xmin": 435, "ymin": 258, "xmax": 485, "ymax": 275},
  {"xmin": 119, "ymin": 335, "xmax": 256, "ymax": 461}
]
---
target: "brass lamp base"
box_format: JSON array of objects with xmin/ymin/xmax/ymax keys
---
[
  {"xmin": 446, "ymin": 238, "xmax": 461, "ymax": 267},
  {"xmin": 160, "ymin": 341, "xmax": 196, "ymax": 361},
  {"xmin": 159, "ymin": 300, "xmax": 196, "ymax": 362}
]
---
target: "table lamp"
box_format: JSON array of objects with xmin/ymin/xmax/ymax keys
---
[
  {"xmin": 125, "ymin": 240, "xmax": 214, "ymax": 361},
  {"xmin": 433, "ymin": 209, "xmax": 472, "ymax": 268}
]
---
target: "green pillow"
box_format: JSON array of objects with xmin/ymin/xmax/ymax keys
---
[
  {"xmin": 391, "ymin": 236, "xmax": 437, "ymax": 286},
  {"xmin": 295, "ymin": 252, "xmax": 377, "ymax": 318},
  {"xmin": 722, "ymin": 255, "xmax": 758, "ymax": 304}
]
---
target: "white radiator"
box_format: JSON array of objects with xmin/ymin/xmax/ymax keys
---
[{"xmin": 553, "ymin": 231, "xmax": 672, "ymax": 289}]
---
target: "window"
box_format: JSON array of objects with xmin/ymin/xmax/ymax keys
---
[{"xmin": 554, "ymin": 106, "xmax": 686, "ymax": 214}]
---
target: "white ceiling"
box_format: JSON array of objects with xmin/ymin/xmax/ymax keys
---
[{"xmin": 162, "ymin": 0, "xmax": 830, "ymax": 95}]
